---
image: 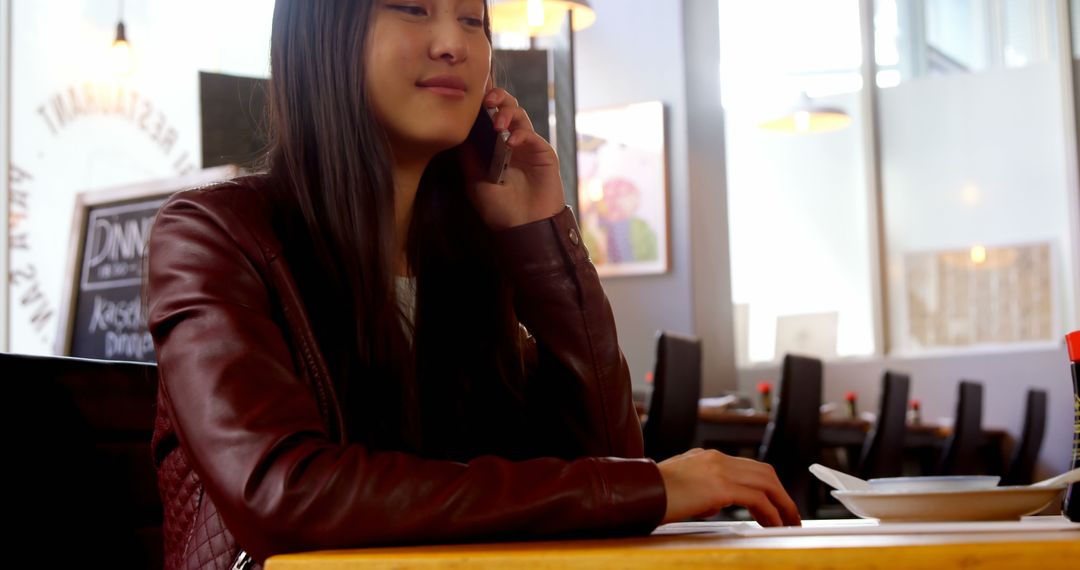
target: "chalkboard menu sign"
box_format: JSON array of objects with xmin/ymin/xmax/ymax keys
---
[{"xmin": 56, "ymin": 166, "xmax": 240, "ymax": 362}]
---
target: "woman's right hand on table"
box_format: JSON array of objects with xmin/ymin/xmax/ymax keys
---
[{"xmin": 657, "ymin": 448, "xmax": 802, "ymax": 527}]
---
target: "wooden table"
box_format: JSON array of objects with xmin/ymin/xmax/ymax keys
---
[{"xmin": 264, "ymin": 523, "xmax": 1080, "ymax": 569}]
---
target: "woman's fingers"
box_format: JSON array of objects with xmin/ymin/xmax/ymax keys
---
[
  {"xmin": 743, "ymin": 477, "xmax": 801, "ymax": 526},
  {"xmin": 484, "ymin": 87, "xmax": 515, "ymax": 109},
  {"xmin": 504, "ymin": 108, "xmax": 536, "ymax": 145},
  {"xmin": 657, "ymin": 450, "xmax": 802, "ymax": 527},
  {"xmin": 727, "ymin": 486, "xmax": 784, "ymax": 528},
  {"xmin": 485, "ymin": 89, "xmax": 534, "ymax": 133},
  {"xmin": 712, "ymin": 463, "xmax": 784, "ymax": 527},
  {"xmin": 760, "ymin": 479, "xmax": 802, "ymax": 526},
  {"xmin": 739, "ymin": 461, "xmax": 801, "ymax": 526},
  {"xmin": 495, "ymin": 104, "xmax": 531, "ymax": 132}
]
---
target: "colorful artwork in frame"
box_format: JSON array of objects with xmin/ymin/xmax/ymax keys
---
[{"xmin": 576, "ymin": 101, "xmax": 669, "ymax": 277}]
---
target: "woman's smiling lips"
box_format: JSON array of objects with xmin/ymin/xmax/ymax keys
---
[{"xmin": 416, "ymin": 75, "xmax": 468, "ymax": 97}]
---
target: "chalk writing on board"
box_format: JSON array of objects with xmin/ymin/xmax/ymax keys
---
[
  {"xmin": 70, "ymin": 198, "xmax": 166, "ymax": 362},
  {"xmin": 85, "ymin": 294, "xmax": 153, "ymax": 360},
  {"xmin": 81, "ymin": 201, "xmax": 159, "ymax": 291}
]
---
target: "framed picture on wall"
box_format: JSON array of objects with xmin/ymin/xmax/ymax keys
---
[
  {"xmin": 55, "ymin": 165, "xmax": 240, "ymax": 362},
  {"xmin": 576, "ymin": 101, "xmax": 669, "ymax": 277}
]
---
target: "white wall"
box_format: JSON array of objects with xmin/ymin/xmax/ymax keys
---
[
  {"xmin": 8, "ymin": 0, "xmax": 274, "ymax": 355},
  {"xmin": 574, "ymin": 0, "xmax": 696, "ymax": 390},
  {"xmin": 737, "ymin": 344, "xmax": 1075, "ymax": 477}
]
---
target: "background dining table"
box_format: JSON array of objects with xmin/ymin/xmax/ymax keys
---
[
  {"xmin": 691, "ymin": 406, "xmax": 1010, "ymax": 475},
  {"xmin": 634, "ymin": 400, "xmax": 1010, "ymax": 476}
]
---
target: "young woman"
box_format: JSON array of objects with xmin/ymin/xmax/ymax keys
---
[{"xmin": 146, "ymin": 1, "xmax": 800, "ymax": 568}]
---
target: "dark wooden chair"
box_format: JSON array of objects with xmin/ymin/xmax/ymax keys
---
[
  {"xmin": 1002, "ymin": 388, "xmax": 1048, "ymax": 486},
  {"xmin": 937, "ymin": 380, "xmax": 985, "ymax": 476},
  {"xmin": 758, "ymin": 354, "xmax": 822, "ymax": 518},
  {"xmin": 857, "ymin": 371, "xmax": 911, "ymax": 480},
  {"xmin": 643, "ymin": 331, "xmax": 703, "ymax": 462},
  {"xmin": 3, "ymin": 352, "xmax": 161, "ymax": 569}
]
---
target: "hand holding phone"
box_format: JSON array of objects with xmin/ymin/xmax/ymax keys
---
[
  {"xmin": 463, "ymin": 87, "xmax": 565, "ymax": 230},
  {"xmin": 466, "ymin": 106, "xmax": 513, "ymax": 184}
]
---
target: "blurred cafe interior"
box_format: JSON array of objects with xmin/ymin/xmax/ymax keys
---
[{"xmin": 2, "ymin": 0, "xmax": 1080, "ymax": 568}]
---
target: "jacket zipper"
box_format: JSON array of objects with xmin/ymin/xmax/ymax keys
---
[{"xmin": 231, "ymin": 550, "xmax": 254, "ymax": 570}]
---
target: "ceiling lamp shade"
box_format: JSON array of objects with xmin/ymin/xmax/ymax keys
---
[
  {"xmin": 490, "ymin": 0, "xmax": 597, "ymax": 37},
  {"xmin": 759, "ymin": 93, "xmax": 851, "ymax": 134}
]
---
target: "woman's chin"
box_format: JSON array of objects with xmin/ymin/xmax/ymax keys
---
[
  {"xmin": 415, "ymin": 132, "xmax": 470, "ymax": 154},
  {"xmin": 387, "ymin": 124, "xmax": 471, "ymax": 159}
]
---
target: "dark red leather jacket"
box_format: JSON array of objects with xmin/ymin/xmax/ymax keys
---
[{"xmin": 147, "ymin": 176, "xmax": 667, "ymax": 569}]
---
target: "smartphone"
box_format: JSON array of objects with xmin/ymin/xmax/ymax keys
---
[{"xmin": 467, "ymin": 106, "xmax": 513, "ymax": 184}]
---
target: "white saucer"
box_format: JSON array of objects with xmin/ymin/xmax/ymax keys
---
[{"xmin": 832, "ymin": 486, "xmax": 1067, "ymax": 522}]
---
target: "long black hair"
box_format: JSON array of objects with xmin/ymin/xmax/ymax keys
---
[{"xmin": 266, "ymin": 0, "xmax": 527, "ymax": 458}]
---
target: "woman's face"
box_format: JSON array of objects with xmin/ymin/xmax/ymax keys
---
[{"xmin": 366, "ymin": 0, "xmax": 491, "ymax": 157}]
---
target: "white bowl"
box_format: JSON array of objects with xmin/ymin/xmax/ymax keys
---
[{"xmin": 866, "ymin": 475, "xmax": 1001, "ymax": 493}]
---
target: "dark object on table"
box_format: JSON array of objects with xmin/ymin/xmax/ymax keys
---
[
  {"xmin": 642, "ymin": 331, "xmax": 702, "ymax": 462},
  {"xmin": 858, "ymin": 371, "xmax": 911, "ymax": 480},
  {"xmin": 1064, "ymin": 331, "xmax": 1080, "ymax": 521},
  {"xmin": 937, "ymin": 380, "xmax": 985, "ymax": 476},
  {"xmin": 2, "ymin": 353, "xmax": 161, "ymax": 569},
  {"xmin": 758, "ymin": 354, "xmax": 823, "ymax": 518},
  {"xmin": 1001, "ymin": 389, "xmax": 1047, "ymax": 486}
]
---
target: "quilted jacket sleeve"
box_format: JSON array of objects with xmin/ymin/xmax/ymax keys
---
[{"xmin": 147, "ymin": 190, "xmax": 667, "ymax": 564}]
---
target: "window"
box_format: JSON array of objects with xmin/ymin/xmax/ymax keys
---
[
  {"xmin": 719, "ymin": 0, "xmax": 1079, "ymax": 364},
  {"xmin": 719, "ymin": 0, "xmax": 877, "ymax": 364},
  {"xmin": 877, "ymin": 0, "xmax": 1077, "ymax": 352}
]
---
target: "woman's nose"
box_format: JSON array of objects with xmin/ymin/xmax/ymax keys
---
[{"xmin": 428, "ymin": 19, "xmax": 469, "ymax": 64}]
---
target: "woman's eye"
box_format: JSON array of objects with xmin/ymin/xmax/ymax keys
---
[
  {"xmin": 387, "ymin": 4, "xmax": 428, "ymax": 17},
  {"xmin": 461, "ymin": 16, "xmax": 484, "ymax": 28}
]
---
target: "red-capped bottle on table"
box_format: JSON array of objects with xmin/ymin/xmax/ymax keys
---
[
  {"xmin": 1065, "ymin": 331, "xmax": 1080, "ymax": 521},
  {"xmin": 757, "ymin": 382, "xmax": 773, "ymax": 414},
  {"xmin": 845, "ymin": 391, "xmax": 858, "ymax": 419}
]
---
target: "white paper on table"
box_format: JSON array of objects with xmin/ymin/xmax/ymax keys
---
[
  {"xmin": 652, "ymin": 516, "xmax": 1080, "ymax": 538},
  {"xmin": 699, "ymin": 395, "xmax": 738, "ymax": 409}
]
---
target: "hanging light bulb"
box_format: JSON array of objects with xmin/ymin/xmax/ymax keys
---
[{"xmin": 110, "ymin": 0, "xmax": 132, "ymax": 76}]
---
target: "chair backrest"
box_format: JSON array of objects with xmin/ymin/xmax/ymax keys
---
[
  {"xmin": 937, "ymin": 380, "xmax": 985, "ymax": 476},
  {"xmin": 642, "ymin": 331, "xmax": 703, "ymax": 461},
  {"xmin": 758, "ymin": 354, "xmax": 822, "ymax": 517},
  {"xmin": 858, "ymin": 371, "xmax": 911, "ymax": 480},
  {"xmin": 1002, "ymin": 388, "xmax": 1048, "ymax": 486},
  {"xmin": 3, "ymin": 352, "xmax": 161, "ymax": 569}
]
